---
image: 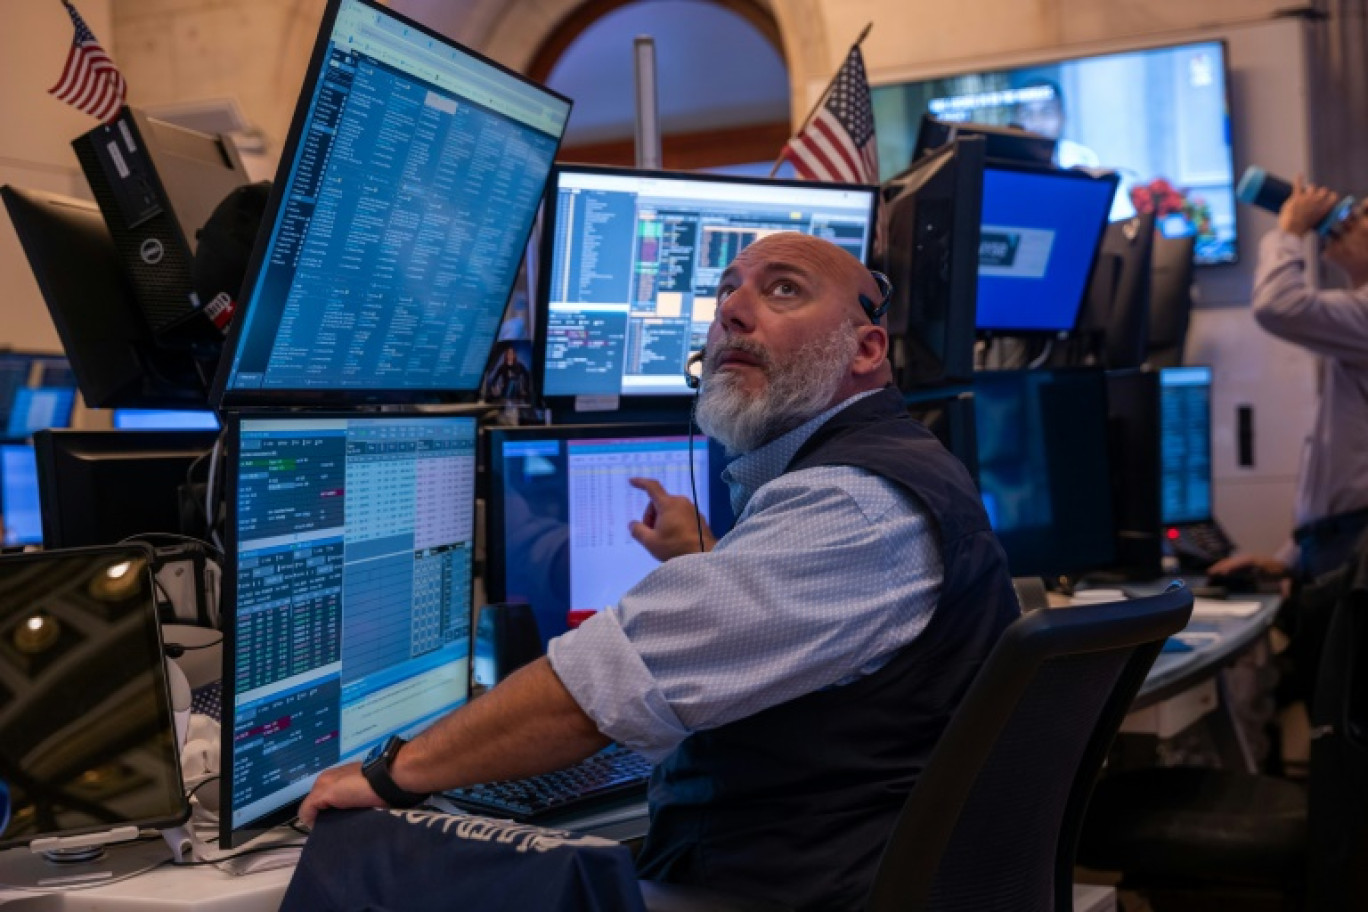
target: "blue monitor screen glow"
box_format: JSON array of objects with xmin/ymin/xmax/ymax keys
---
[
  {"xmin": 5, "ymin": 387, "xmax": 76, "ymax": 439},
  {"xmin": 222, "ymin": 413, "xmax": 476, "ymax": 846},
  {"xmin": 975, "ymin": 165, "xmax": 1116, "ymax": 333},
  {"xmin": 487, "ymin": 424, "xmax": 734, "ymax": 645},
  {"xmin": 113, "ymin": 409, "xmax": 220, "ymax": 431},
  {"xmin": 872, "ymin": 40, "xmax": 1236, "ymax": 264},
  {"xmin": 215, "ymin": 0, "xmax": 571, "ymax": 405},
  {"xmin": 1, "ymin": 443, "xmax": 41, "ymax": 547},
  {"xmin": 538, "ymin": 165, "xmax": 878, "ymax": 400},
  {"xmin": 973, "ymin": 368, "xmax": 1116, "ymax": 577},
  {"xmin": 1159, "ymin": 365, "xmax": 1213, "ymax": 525}
]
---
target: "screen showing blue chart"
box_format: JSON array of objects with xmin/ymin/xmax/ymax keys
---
[
  {"xmin": 1159, "ymin": 365, "xmax": 1213, "ymax": 524},
  {"xmin": 975, "ymin": 166, "xmax": 1116, "ymax": 332},
  {"xmin": 224, "ymin": 414, "xmax": 476, "ymax": 842},
  {"xmin": 218, "ymin": 0, "xmax": 570, "ymax": 401},
  {"xmin": 540, "ymin": 166, "xmax": 877, "ymax": 398}
]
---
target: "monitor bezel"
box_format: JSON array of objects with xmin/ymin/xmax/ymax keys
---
[
  {"xmin": 533, "ymin": 163, "xmax": 880, "ymax": 415},
  {"xmin": 974, "ymin": 158, "xmax": 1119, "ymax": 336},
  {"xmin": 210, "ymin": 0, "xmax": 572, "ymax": 409},
  {"xmin": 871, "ymin": 36, "xmax": 1239, "ymax": 267},
  {"xmin": 218, "ymin": 408, "xmax": 480, "ymax": 848}
]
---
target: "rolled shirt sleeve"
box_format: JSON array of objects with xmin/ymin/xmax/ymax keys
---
[
  {"xmin": 1252, "ymin": 230, "xmax": 1368, "ymax": 367},
  {"xmin": 548, "ymin": 467, "xmax": 943, "ymax": 761}
]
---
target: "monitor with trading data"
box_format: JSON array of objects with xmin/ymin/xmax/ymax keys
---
[
  {"xmin": 487, "ymin": 424, "xmax": 735, "ymax": 643},
  {"xmin": 1159, "ymin": 365, "xmax": 1213, "ymax": 525},
  {"xmin": 973, "ymin": 368, "xmax": 1116, "ymax": 578},
  {"xmin": 975, "ymin": 163, "xmax": 1117, "ymax": 333},
  {"xmin": 1, "ymin": 443, "xmax": 41, "ymax": 547},
  {"xmin": 537, "ymin": 165, "xmax": 878, "ymax": 404},
  {"xmin": 214, "ymin": 0, "xmax": 571, "ymax": 405},
  {"xmin": 221, "ymin": 413, "xmax": 477, "ymax": 846}
]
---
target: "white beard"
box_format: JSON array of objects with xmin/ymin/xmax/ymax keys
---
[{"xmin": 695, "ymin": 321, "xmax": 860, "ymax": 454}]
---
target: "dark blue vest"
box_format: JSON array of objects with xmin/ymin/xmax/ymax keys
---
[{"xmin": 635, "ymin": 387, "xmax": 1020, "ymax": 911}]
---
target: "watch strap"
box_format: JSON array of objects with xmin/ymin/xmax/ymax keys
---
[{"xmin": 362, "ymin": 736, "xmax": 427, "ymax": 809}]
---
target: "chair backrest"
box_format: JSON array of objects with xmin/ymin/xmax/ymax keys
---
[{"xmin": 864, "ymin": 584, "xmax": 1194, "ymax": 912}]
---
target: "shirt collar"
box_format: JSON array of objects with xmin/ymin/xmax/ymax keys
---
[{"xmin": 720, "ymin": 388, "xmax": 882, "ymax": 517}]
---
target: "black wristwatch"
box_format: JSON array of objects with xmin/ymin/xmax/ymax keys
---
[{"xmin": 361, "ymin": 736, "xmax": 427, "ymax": 808}]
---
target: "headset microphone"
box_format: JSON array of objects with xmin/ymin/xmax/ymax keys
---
[{"xmin": 684, "ymin": 347, "xmax": 706, "ymax": 390}]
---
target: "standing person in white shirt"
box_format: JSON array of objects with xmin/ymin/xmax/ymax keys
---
[{"xmin": 1210, "ymin": 177, "xmax": 1368, "ymax": 583}]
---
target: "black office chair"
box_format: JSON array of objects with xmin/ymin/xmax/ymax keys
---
[{"xmin": 641, "ymin": 584, "xmax": 1194, "ymax": 911}]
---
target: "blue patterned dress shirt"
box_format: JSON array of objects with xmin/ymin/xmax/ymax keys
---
[{"xmin": 547, "ymin": 391, "xmax": 944, "ymax": 761}]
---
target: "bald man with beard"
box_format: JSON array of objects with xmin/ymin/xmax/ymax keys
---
[{"xmin": 301, "ymin": 233, "xmax": 1017, "ymax": 911}]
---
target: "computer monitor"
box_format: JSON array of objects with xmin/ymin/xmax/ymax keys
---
[
  {"xmin": 1, "ymin": 443, "xmax": 42, "ymax": 547},
  {"xmin": 1159, "ymin": 365, "xmax": 1214, "ymax": 525},
  {"xmin": 975, "ymin": 163, "xmax": 1117, "ymax": 334},
  {"xmin": 973, "ymin": 368, "xmax": 1117, "ymax": 578},
  {"xmin": 32, "ymin": 429, "xmax": 219, "ymax": 549},
  {"xmin": 872, "ymin": 39, "xmax": 1237, "ymax": 264},
  {"xmin": 913, "ymin": 113, "xmax": 1055, "ymax": 167},
  {"xmin": 220, "ymin": 413, "xmax": 477, "ymax": 846},
  {"xmin": 487, "ymin": 423, "xmax": 735, "ymax": 644},
  {"xmin": 0, "ymin": 546, "xmax": 187, "ymax": 871},
  {"xmin": 1104, "ymin": 369, "xmax": 1163, "ymax": 579},
  {"xmin": 879, "ymin": 137, "xmax": 984, "ymax": 388},
  {"xmin": 214, "ymin": 0, "xmax": 571, "ymax": 406},
  {"xmin": 1, "ymin": 186, "xmax": 209, "ymax": 409},
  {"xmin": 1078, "ymin": 213, "xmax": 1156, "ymax": 369},
  {"xmin": 1147, "ymin": 233, "xmax": 1197, "ymax": 368},
  {"xmin": 113, "ymin": 409, "xmax": 221, "ymax": 431},
  {"xmin": 536, "ymin": 164, "xmax": 879, "ymax": 406},
  {"xmin": 5, "ymin": 387, "xmax": 77, "ymax": 439}
]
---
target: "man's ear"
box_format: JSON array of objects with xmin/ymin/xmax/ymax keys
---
[{"xmin": 852, "ymin": 325, "xmax": 889, "ymax": 378}]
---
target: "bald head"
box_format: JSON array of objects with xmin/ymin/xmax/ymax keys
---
[{"xmin": 726, "ymin": 232, "xmax": 884, "ymax": 327}]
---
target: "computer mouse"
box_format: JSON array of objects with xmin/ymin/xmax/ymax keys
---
[{"xmin": 1205, "ymin": 567, "xmax": 1260, "ymax": 593}]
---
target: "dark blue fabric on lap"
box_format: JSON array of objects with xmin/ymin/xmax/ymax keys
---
[{"xmin": 281, "ymin": 807, "xmax": 647, "ymax": 912}]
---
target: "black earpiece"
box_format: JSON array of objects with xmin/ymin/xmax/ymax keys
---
[
  {"xmin": 859, "ymin": 270, "xmax": 893, "ymax": 326},
  {"xmin": 684, "ymin": 347, "xmax": 706, "ymax": 390}
]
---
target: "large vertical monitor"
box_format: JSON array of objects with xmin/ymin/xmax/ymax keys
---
[
  {"xmin": 1158, "ymin": 365, "xmax": 1214, "ymax": 525},
  {"xmin": 487, "ymin": 423, "xmax": 735, "ymax": 643},
  {"xmin": 974, "ymin": 163, "xmax": 1117, "ymax": 333},
  {"xmin": 214, "ymin": 0, "xmax": 571, "ymax": 405},
  {"xmin": 536, "ymin": 165, "xmax": 878, "ymax": 406},
  {"xmin": 973, "ymin": 368, "xmax": 1117, "ymax": 578},
  {"xmin": 33, "ymin": 430, "xmax": 219, "ymax": 549},
  {"xmin": 221, "ymin": 413, "xmax": 477, "ymax": 846},
  {"xmin": 872, "ymin": 39, "xmax": 1237, "ymax": 264},
  {"xmin": 879, "ymin": 137, "xmax": 984, "ymax": 387}
]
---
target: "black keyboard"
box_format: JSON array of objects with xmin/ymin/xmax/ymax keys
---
[{"xmin": 443, "ymin": 745, "xmax": 652, "ymax": 822}]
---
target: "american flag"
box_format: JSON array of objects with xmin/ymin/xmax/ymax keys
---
[
  {"xmin": 781, "ymin": 46, "xmax": 878, "ymax": 185},
  {"xmin": 48, "ymin": 0, "xmax": 127, "ymax": 125}
]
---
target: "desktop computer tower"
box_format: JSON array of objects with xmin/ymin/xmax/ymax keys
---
[{"xmin": 72, "ymin": 106, "xmax": 251, "ymax": 344}]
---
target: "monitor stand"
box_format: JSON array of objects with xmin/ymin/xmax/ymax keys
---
[{"xmin": 0, "ymin": 829, "xmax": 172, "ymax": 891}]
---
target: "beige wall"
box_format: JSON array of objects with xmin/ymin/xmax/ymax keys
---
[{"xmin": 0, "ymin": 0, "xmax": 114, "ymax": 352}]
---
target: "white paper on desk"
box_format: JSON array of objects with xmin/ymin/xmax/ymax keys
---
[{"xmin": 1192, "ymin": 597, "xmax": 1263, "ymax": 619}]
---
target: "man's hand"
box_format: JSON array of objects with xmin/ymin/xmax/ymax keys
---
[
  {"xmin": 1206, "ymin": 553, "xmax": 1289, "ymax": 580},
  {"xmin": 298, "ymin": 762, "xmax": 383, "ymax": 828},
  {"xmin": 1280, "ymin": 176, "xmax": 1340, "ymax": 236},
  {"xmin": 628, "ymin": 477, "xmax": 716, "ymax": 561}
]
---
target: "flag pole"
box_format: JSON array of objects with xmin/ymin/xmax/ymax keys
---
[{"xmin": 768, "ymin": 22, "xmax": 873, "ymax": 178}]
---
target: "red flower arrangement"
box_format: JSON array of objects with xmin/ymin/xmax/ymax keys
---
[{"xmin": 1129, "ymin": 177, "xmax": 1214, "ymax": 239}]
